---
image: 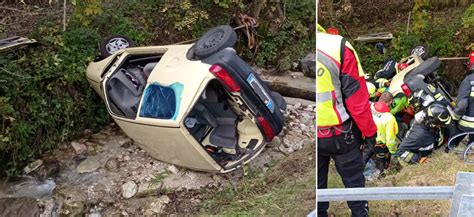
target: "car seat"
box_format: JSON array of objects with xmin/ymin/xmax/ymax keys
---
[
  {"xmin": 194, "ymin": 86, "xmax": 238, "ymax": 149},
  {"xmin": 106, "ymin": 68, "xmax": 146, "ymax": 117}
]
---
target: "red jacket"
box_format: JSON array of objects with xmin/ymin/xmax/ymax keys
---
[{"xmin": 318, "ymin": 47, "xmax": 377, "ymax": 138}]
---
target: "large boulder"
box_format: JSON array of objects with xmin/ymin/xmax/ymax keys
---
[
  {"xmin": 301, "ymin": 53, "xmax": 316, "ymax": 78},
  {"xmin": 0, "ymin": 197, "xmax": 40, "ymax": 217}
]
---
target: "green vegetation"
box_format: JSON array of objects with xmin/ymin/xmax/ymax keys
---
[
  {"xmin": 328, "ymin": 150, "xmax": 474, "ymax": 215},
  {"xmin": 0, "ymin": 1, "xmax": 315, "ymax": 177},
  {"xmin": 319, "ymin": 2, "xmax": 472, "ymax": 82},
  {"xmin": 198, "ymin": 144, "xmax": 315, "ymax": 215}
]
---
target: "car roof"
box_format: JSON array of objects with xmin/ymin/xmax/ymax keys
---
[{"xmin": 136, "ymin": 44, "xmax": 213, "ymax": 126}]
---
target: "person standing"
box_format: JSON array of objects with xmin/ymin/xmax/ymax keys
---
[
  {"xmin": 317, "ymin": 30, "xmax": 377, "ymax": 217},
  {"xmin": 448, "ymin": 63, "xmax": 474, "ymax": 149}
]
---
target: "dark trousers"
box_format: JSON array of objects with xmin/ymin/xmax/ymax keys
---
[
  {"xmin": 318, "ymin": 123, "xmax": 368, "ymax": 217},
  {"xmin": 396, "ymin": 123, "xmax": 435, "ymax": 163},
  {"xmin": 363, "ymin": 143, "xmax": 390, "ymax": 173}
]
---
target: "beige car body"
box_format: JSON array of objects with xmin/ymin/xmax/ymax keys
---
[
  {"xmin": 86, "ymin": 44, "xmax": 265, "ymax": 173},
  {"xmin": 389, "ymin": 54, "xmax": 424, "ymax": 96}
]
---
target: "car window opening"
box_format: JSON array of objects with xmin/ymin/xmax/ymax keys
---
[
  {"xmin": 105, "ymin": 54, "xmax": 162, "ymax": 118},
  {"xmin": 185, "ymin": 80, "xmax": 263, "ymax": 167},
  {"xmin": 140, "ymin": 82, "xmax": 183, "ymax": 120}
]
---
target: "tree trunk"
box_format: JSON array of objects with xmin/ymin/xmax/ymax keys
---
[{"xmin": 250, "ymin": 0, "xmax": 266, "ymax": 18}]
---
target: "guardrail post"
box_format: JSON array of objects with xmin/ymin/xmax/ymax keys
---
[{"xmin": 450, "ymin": 172, "xmax": 474, "ymax": 216}]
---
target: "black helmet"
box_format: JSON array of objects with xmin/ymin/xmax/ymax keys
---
[{"xmin": 426, "ymin": 103, "xmax": 451, "ymax": 126}]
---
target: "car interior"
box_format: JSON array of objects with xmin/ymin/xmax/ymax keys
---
[
  {"xmin": 105, "ymin": 54, "xmax": 162, "ymax": 118},
  {"xmin": 184, "ymin": 80, "xmax": 263, "ymax": 166}
]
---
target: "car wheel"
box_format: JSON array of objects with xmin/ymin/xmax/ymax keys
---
[
  {"xmin": 410, "ymin": 44, "xmax": 429, "ymax": 60},
  {"xmin": 99, "ymin": 35, "xmax": 135, "ymax": 58},
  {"xmin": 194, "ymin": 25, "xmax": 237, "ymax": 59}
]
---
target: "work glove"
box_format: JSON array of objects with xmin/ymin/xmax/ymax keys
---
[
  {"xmin": 418, "ymin": 156, "xmax": 429, "ymax": 164},
  {"xmin": 364, "ymin": 134, "xmax": 377, "ymax": 150}
]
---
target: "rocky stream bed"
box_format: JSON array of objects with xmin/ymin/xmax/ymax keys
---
[{"xmin": 0, "ymin": 96, "xmax": 315, "ymax": 216}]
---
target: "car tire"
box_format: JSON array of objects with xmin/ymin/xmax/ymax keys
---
[
  {"xmin": 194, "ymin": 25, "xmax": 237, "ymax": 59},
  {"xmin": 99, "ymin": 35, "xmax": 135, "ymax": 58},
  {"xmin": 410, "ymin": 44, "xmax": 429, "ymax": 60}
]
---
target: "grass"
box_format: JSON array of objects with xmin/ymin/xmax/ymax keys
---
[
  {"xmin": 326, "ymin": 149, "xmax": 474, "ymax": 216},
  {"xmin": 198, "ymin": 143, "xmax": 316, "ymax": 215}
]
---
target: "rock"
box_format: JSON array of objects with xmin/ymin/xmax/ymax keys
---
[
  {"xmin": 87, "ymin": 183, "xmax": 109, "ymax": 204},
  {"xmin": 105, "ymin": 157, "xmax": 120, "ymax": 171},
  {"xmin": 149, "ymin": 196, "xmax": 171, "ymax": 214},
  {"xmin": 23, "ymin": 159, "xmax": 43, "ymax": 174},
  {"xmin": 162, "ymin": 172, "xmax": 215, "ymax": 190},
  {"xmin": 122, "ymin": 181, "xmax": 138, "ymax": 199},
  {"xmin": 56, "ymin": 186, "xmax": 88, "ymax": 216},
  {"xmin": 32, "ymin": 160, "xmax": 60, "ymax": 179},
  {"xmin": 279, "ymin": 134, "xmax": 310, "ymax": 154},
  {"xmin": 301, "ymin": 53, "xmax": 316, "ymax": 77},
  {"xmin": 269, "ymin": 136, "xmax": 282, "ymax": 146},
  {"xmin": 294, "ymin": 102, "xmax": 302, "ymax": 110},
  {"xmin": 291, "ymin": 62, "xmax": 299, "ymax": 71},
  {"xmin": 87, "ymin": 212, "xmax": 102, "ymax": 217},
  {"xmin": 77, "ymin": 155, "xmax": 102, "ymax": 173},
  {"xmin": 118, "ymin": 138, "xmax": 132, "ymax": 146},
  {"xmin": 83, "ymin": 129, "xmax": 93, "ymax": 135},
  {"xmin": 61, "ymin": 200, "xmax": 86, "ymax": 216},
  {"xmin": 290, "ymin": 72, "xmax": 305, "ymax": 78},
  {"xmin": 123, "ymin": 155, "xmax": 131, "ymax": 161},
  {"xmin": 283, "ymin": 96, "xmax": 315, "ymax": 107},
  {"xmin": 71, "ymin": 142, "xmax": 87, "ymax": 154},
  {"xmin": 0, "ymin": 197, "xmax": 40, "ymax": 217},
  {"xmin": 136, "ymin": 182, "xmax": 161, "ymax": 197},
  {"xmin": 167, "ymin": 165, "xmax": 179, "ymax": 174},
  {"xmin": 38, "ymin": 198, "xmax": 56, "ymax": 217}
]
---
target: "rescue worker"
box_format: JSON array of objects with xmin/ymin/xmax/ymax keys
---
[
  {"xmin": 363, "ymin": 92, "xmax": 398, "ymax": 173},
  {"xmin": 317, "ymin": 28, "xmax": 377, "ymax": 217},
  {"xmin": 396, "ymin": 102, "xmax": 451, "ymax": 165},
  {"xmin": 448, "ymin": 62, "xmax": 474, "ymax": 148}
]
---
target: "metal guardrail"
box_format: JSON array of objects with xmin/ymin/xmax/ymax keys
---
[
  {"xmin": 308, "ymin": 172, "xmax": 474, "ymax": 217},
  {"xmin": 318, "ymin": 186, "xmax": 454, "ymax": 202}
]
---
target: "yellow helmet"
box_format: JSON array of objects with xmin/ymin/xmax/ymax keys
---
[{"xmin": 317, "ymin": 24, "xmax": 326, "ymax": 33}]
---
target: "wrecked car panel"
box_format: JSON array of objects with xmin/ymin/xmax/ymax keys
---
[{"xmin": 87, "ymin": 37, "xmax": 285, "ymax": 172}]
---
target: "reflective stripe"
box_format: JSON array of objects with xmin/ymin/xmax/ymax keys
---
[
  {"xmin": 471, "ymin": 92, "xmax": 474, "ymax": 97},
  {"xmin": 434, "ymin": 93, "xmax": 442, "ymax": 99},
  {"xmin": 459, "ymin": 119, "xmax": 474, "ymax": 128},
  {"xmin": 419, "ymin": 143, "xmax": 434, "ymax": 151},
  {"xmin": 462, "ymin": 115, "xmax": 474, "ymax": 122},
  {"xmin": 317, "ymin": 50, "xmax": 340, "ymax": 80},
  {"xmin": 335, "ymin": 95, "xmax": 350, "ymax": 121},
  {"xmin": 470, "ymin": 81, "xmax": 474, "ymax": 85},
  {"xmin": 317, "ymin": 91, "xmax": 332, "ymax": 102},
  {"xmin": 471, "ymin": 86, "xmax": 474, "ymax": 92}
]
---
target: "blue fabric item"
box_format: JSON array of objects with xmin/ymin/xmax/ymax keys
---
[
  {"xmin": 375, "ymin": 42, "xmax": 385, "ymax": 54},
  {"xmin": 139, "ymin": 82, "xmax": 183, "ymax": 120}
]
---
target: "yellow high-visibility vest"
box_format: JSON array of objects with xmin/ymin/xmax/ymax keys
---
[
  {"xmin": 371, "ymin": 103, "xmax": 399, "ymax": 154},
  {"xmin": 316, "ymin": 33, "xmax": 365, "ymax": 127}
]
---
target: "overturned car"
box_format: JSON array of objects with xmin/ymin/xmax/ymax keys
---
[{"xmin": 86, "ymin": 26, "xmax": 286, "ymax": 173}]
